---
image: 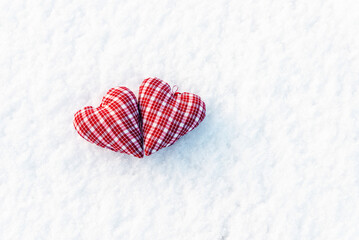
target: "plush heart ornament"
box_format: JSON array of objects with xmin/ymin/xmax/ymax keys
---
[
  {"xmin": 73, "ymin": 87, "xmax": 144, "ymax": 158},
  {"xmin": 139, "ymin": 78, "xmax": 206, "ymax": 156}
]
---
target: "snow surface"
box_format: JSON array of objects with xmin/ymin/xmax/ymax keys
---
[{"xmin": 1, "ymin": 0, "xmax": 359, "ymax": 239}]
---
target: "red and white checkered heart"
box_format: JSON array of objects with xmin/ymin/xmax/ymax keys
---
[
  {"xmin": 139, "ymin": 78, "xmax": 206, "ymax": 156},
  {"xmin": 73, "ymin": 87, "xmax": 144, "ymax": 158}
]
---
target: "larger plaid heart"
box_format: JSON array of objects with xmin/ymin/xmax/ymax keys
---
[
  {"xmin": 139, "ymin": 78, "xmax": 206, "ymax": 156},
  {"xmin": 73, "ymin": 87, "xmax": 143, "ymax": 158}
]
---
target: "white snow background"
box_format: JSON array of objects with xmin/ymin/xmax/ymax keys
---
[{"xmin": 1, "ymin": 0, "xmax": 359, "ymax": 239}]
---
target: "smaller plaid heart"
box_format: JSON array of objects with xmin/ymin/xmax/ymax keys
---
[{"xmin": 73, "ymin": 87, "xmax": 144, "ymax": 158}]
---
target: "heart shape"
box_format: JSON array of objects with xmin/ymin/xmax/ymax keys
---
[
  {"xmin": 138, "ymin": 78, "xmax": 206, "ymax": 156},
  {"xmin": 73, "ymin": 87, "xmax": 144, "ymax": 158}
]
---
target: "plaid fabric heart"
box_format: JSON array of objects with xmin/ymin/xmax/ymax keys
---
[
  {"xmin": 73, "ymin": 87, "xmax": 143, "ymax": 158},
  {"xmin": 138, "ymin": 78, "xmax": 206, "ymax": 156}
]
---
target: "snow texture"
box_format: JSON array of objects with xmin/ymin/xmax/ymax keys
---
[{"xmin": 1, "ymin": 0, "xmax": 359, "ymax": 239}]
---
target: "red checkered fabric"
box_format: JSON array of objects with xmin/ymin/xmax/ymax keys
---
[
  {"xmin": 73, "ymin": 87, "xmax": 144, "ymax": 158},
  {"xmin": 138, "ymin": 77, "xmax": 206, "ymax": 156}
]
